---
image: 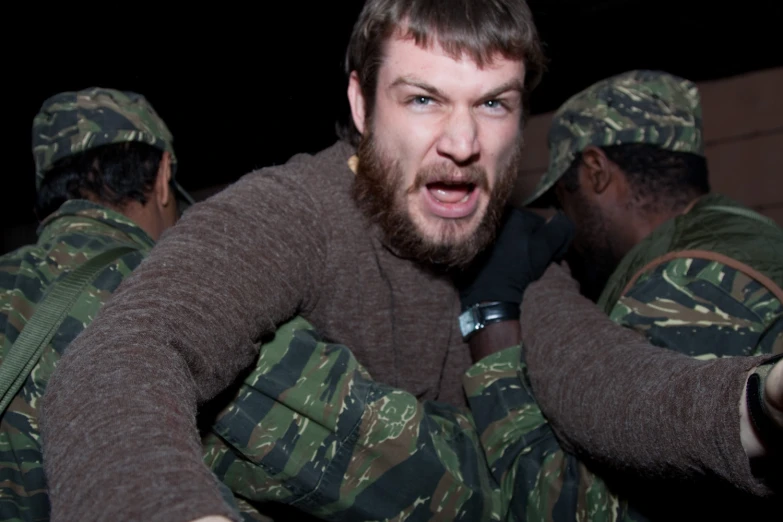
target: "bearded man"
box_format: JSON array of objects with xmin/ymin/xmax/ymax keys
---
[{"xmin": 40, "ymin": 1, "xmax": 571, "ymax": 521}]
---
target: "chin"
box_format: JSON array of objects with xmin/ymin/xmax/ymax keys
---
[{"xmin": 414, "ymin": 214, "xmax": 482, "ymax": 247}]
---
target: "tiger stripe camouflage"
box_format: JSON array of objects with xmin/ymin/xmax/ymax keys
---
[
  {"xmin": 1, "ymin": 202, "xmax": 154, "ymax": 521},
  {"xmin": 202, "ymin": 317, "xmax": 640, "ymax": 521}
]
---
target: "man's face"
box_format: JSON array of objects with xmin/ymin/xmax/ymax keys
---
[
  {"xmin": 554, "ymin": 180, "xmax": 622, "ymax": 302},
  {"xmin": 350, "ymin": 35, "xmax": 526, "ymax": 269}
]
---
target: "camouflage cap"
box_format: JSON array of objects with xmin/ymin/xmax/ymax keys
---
[
  {"xmin": 32, "ymin": 87, "xmax": 194, "ymax": 205},
  {"xmin": 524, "ymin": 70, "xmax": 703, "ymax": 207}
]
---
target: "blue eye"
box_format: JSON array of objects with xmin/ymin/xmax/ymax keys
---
[{"xmin": 412, "ymin": 96, "xmax": 431, "ymax": 105}]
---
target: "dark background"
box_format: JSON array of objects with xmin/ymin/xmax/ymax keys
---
[{"xmin": 4, "ymin": 1, "xmax": 782, "ymax": 237}]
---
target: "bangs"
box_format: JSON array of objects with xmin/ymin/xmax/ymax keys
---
[{"xmin": 396, "ymin": 0, "xmax": 535, "ymax": 68}]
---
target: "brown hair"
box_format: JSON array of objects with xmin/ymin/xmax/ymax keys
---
[{"xmin": 340, "ymin": 0, "xmax": 546, "ymax": 146}]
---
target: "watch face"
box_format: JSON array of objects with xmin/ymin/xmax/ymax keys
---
[{"xmin": 459, "ymin": 309, "xmax": 478, "ymax": 337}]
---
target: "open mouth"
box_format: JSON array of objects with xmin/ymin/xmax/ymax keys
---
[
  {"xmin": 426, "ymin": 181, "xmax": 476, "ymax": 204},
  {"xmin": 422, "ymin": 180, "xmax": 481, "ymax": 219}
]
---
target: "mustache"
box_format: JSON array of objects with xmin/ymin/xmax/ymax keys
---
[{"xmin": 407, "ymin": 163, "xmax": 490, "ymax": 194}]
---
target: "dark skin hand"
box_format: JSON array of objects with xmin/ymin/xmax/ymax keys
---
[{"xmin": 468, "ymin": 320, "xmax": 521, "ymax": 362}]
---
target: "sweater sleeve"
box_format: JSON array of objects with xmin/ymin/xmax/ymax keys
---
[
  {"xmin": 519, "ymin": 263, "xmax": 778, "ymax": 498},
  {"xmin": 40, "ymin": 167, "xmax": 330, "ymax": 522}
]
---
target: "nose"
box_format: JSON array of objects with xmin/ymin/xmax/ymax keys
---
[{"xmin": 436, "ymin": 106, "xmax": 480, "ymax": 165}]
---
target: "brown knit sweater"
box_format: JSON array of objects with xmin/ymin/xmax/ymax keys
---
[
  {"xmin": 520, "ymin": 263, "xmax": 780, "ymax": 503},
  {"xmin": 40, "ymin": 141, "xmax": 471, "ymax": 522}
]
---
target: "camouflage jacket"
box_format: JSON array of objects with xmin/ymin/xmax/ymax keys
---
[
  {"xmin": 202, "ymin": 195, "xmax": 782, "ymax": 521},
  {"xmin": 0, "ymin": 201, "xmax": 153, "ymax": 522},
  {"xmin": 588, "ymin": 192, "xmax": 783, "ymax": 518}
]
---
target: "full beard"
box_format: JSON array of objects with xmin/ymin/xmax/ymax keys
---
[
  {"xmin": 351, "ymin": 131, "xmax": 520, "ymax": 271},
  {"xmin": 565, "ymin": 194, "xmax": 622, "ymax": 303}
]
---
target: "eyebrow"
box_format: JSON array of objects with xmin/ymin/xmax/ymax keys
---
[
  {"xmin": 389, "ymin": 76, "xmax": 445, "ymax": 97},
  {"xmin": 389, "ymin": 76, "xmax": 524, "ymax": 100},
  {"xmin": 482, "ymin": 79, "xmax": 525, "ymax": 100}
]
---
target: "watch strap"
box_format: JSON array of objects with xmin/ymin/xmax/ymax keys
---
[{"xmin": 459, "ymin": 301, "xmax": 520, "ymax": 341}]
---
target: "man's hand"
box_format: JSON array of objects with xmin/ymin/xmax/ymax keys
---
[
  {"xmin": 765, "ymin": 357, "xmax": 783, "ymax": 432},
  {"xmin": 456, "ymin": 208, "xmax": 574, "ymax": 361},
  {"xmin": 456, "ymin": 208, "xmax": 574, "ymax": 309}
]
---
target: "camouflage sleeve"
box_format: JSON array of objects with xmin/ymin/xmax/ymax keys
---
[
  {"xmin": 202, "ymin": 316, "xmax": 503, "ymax": 521},
  {"xmin": 202, "ymin": 317, "xmax": 638, "ymax": 522},
  {"xmin": 463, "ymin": 348, "xmax": 639, "ymax": 522},
  {"xmin": 610, "ymin": 258, "xmax": 783, "ymax": 358}
]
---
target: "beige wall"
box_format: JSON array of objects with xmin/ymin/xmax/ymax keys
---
[{"xmin": 511, "ymin": 67, "xmax": 783, "ymax": 225}]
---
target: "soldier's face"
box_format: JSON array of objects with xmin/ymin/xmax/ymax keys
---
[
  {"xmin": 348, "ymin": 34, "xmax": 525, "ymax": 268},
  {"xmin": 555, "ymin": 180, "xmax": 622, "ymax": 302}
]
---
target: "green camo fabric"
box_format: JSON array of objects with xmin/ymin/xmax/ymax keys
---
[
  {"xmin": 0, "ymin": 244, "xmax": 137, "ymax": 415},
  {"xmin": 0, "ymin": 200, "xmax": 258, "ymax": 522},
  {"xmin": 201, "ymin": 318, "xmax": 640, "ymax": 522},
  {"xmin": 0, "ymin": 201, "xmax": 154, "ymax": 521},
  {"xmin": 32, "ymin": 87, "xmax": 176, "ymax": 184},
  {"xmin": 524, "ymin": 70, "xmax": 703, "ymax": 207},
  {"xmin": 599, "ymin": 193, "xmax": 783, "ymax": 340}
]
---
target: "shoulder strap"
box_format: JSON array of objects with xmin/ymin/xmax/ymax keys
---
[{"xmin": 0, "ymin": 245, "xmax": 138, "ymax": 414}]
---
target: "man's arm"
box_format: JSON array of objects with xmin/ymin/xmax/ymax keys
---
[
  {"xmin": 468, "ymin": 319, "xmax": 520, "ymax": 361},
  {"xmin": 40, "ymin": 171, "xmax": 330, "ymax": 522},
  {"xmin": 520, "ymin": 263, "xmax": 781, "ymax": 497}
]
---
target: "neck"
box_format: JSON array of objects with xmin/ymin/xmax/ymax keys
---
[
  {"xmin": 93, "ymin": 198, "xmax": 161, "ymax": 242},
  {"xmin": 628, "ymin": 194, "xmax": 703, "ymax": 249}
]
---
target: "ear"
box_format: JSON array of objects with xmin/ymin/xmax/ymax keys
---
[
  {"xmin": 579, "ymin": 145, "xmax": 616, "ymax": 196},
  {"xmin": 347, "ymin": 70, "xmax": 367, "ymax": 135},
  {"xmin": 154, "ymin": 151, "xmax": 173, "ymax": 210}
]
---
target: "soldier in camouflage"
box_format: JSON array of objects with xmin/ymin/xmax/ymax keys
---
[
  {"xmin": 0, "ymin": 87, "xmax": 195, "ymax": 521},
  {"xmin": 523, "ymin": 70, "xmax": 782, "ymax": 361},
  {"xmin": 518, "ymin": 69, "xmax": 783, "ymax": 518}
]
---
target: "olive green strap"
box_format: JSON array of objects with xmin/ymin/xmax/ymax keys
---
[{"xmin": 0, "ymin": 246, "xmax": 137, "ymax": 414}]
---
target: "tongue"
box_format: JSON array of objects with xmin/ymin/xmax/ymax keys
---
[{"xmin": 428, "ymin": 183, "xmax": 471, "ymax": 204}]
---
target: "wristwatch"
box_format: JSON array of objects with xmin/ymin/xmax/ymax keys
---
[{"xmin": 458, "ymin": 301, "xmax": 520, "ymax": 341}]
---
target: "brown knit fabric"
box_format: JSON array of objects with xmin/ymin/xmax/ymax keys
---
[
  {"xmin": 41, "ymin": 141, "xmax": 471, "ymax": 521},
  {"xmin": 520, "ymin": 263, "xmax": 778, "ymax": 498}
]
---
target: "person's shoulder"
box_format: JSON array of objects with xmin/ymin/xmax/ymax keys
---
[
  {"xmin": 203, "ymin": 141, "xmax": 358, "ymax": 226},
  {"xmin": 612, "ymin": 257, "xmax": 782, "ymax": 356},
  {"xmin": 620, "ymin": 257, "xmax": 780, "ymax": 314},
  {"xmin": 238, "ymin": 140, "xmax": 356, "ymax": 193},
  {"xmin": 49, "ymin": 238, "xmax": 148, "ymax": 299},
  {"xmin": 0, "ymin": 237, "xmax": 147, "ymax": 349}
]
